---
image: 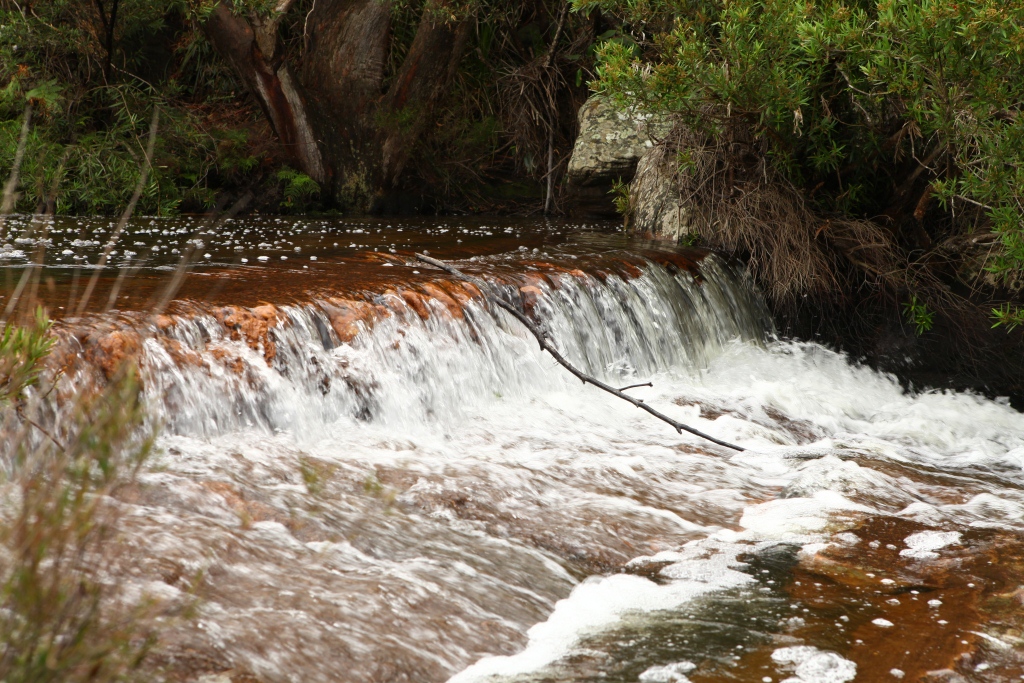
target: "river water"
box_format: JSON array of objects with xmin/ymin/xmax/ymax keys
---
[{"xmin": 4, "ymin": 216, "xmax": 1024, "ymax": 682}]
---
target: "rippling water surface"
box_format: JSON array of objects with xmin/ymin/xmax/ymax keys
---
[{"xmin": 5, "ymin": 216, "xmax": 1023, "ymax": 682}]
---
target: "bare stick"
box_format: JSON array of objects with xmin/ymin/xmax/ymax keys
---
[
  {"xmin": 542, "ymin": 2, "xmax": 570, "ymax": 69},
  {"xmin": 75, "ymin": 106, "xmax": 159, "ymax": 317},
  {"xmin": 618, "ymin": 382, "xmax": 653, "ymax": 392},
  {"xmin": 544, "ymin": 126, "xmax": 554, "ymax": 215},
  {"xmin": 414, "ymin": 253, "xmax": 745, "ymax": 452},
  {"xmin": 16, "ymin": 405, "xmax": 66, "ymax": 452}
]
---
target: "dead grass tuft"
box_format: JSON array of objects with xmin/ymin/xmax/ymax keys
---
[{"xmin": 636, "ymin": 124, "xmax": 907, "ymax": 303}]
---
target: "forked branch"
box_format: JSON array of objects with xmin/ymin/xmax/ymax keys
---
[{"xmin": 414, "ymin": 253, "xmax": 745, "ymax": 452}]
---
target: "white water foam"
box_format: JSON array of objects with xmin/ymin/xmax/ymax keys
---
[
  {"xmin": 899, "ymin": 530, "xmax": 962, "ymax": 559},
  {"xmin": 70, "ymin": 254, "xmax": 1024, "ymax": 682},
  {"xmin": 771, "ymin": 646, "xmax": 857, "ymax": 683},
  {"xmin": 449, "ymin": 539, "xmax": 753, "ymax": 682},
  {"xmin": 638, "ymin": 661, "xmax": 696, "ymax": 682}
]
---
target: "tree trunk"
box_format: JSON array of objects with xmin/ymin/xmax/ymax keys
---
[
  {"xmin": 204, "ymin": 3, "xmax": 326, "ymax": 183},
  {"xmin": 378, "ymin": 6, "xmax": 471, "ymax": 189},
  {"xmin": 302, "ymin": 0, "xmax": 392, "ymax": 207},
  {"xmin": 205, "ymin": 0, "xmax": 472, "ymax": 211}
]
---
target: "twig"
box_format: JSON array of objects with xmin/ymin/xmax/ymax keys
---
[
  {"xmin": 16, "ymin": 405, "xmax": 66, "ymax": 452},
  {"xmin": 303, "ymin": 0, "xmax": 318, "ymax": 55},
  {"xmin": 414, "ymin": 253, "xmax": 745, "ymax": 452},
  {"xmin": 544, "ymin": 126, "xmax": 554, "ymax": 215},
  {"xmin": 38, "ymin": 368, "xmax": 66, "ymax": 401},
  {"xmin": 953, "ymin": 194, "xmax": 994, "ymax": 211},
  {"xmin": 618, "ymin": 382, "xmax": 653, "ymax": 391},
  {"xmin": 542, "ymin": 2, "xmax": 570, "ymax": 69}
]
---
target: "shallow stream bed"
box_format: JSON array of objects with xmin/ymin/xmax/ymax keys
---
[{"xmin": 4, "ymin": 216, "xmax": 1024, "ymax": 683}]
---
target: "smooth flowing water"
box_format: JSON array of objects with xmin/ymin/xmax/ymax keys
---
[{"xmin": 4, "ymin": 216, "xmax": 1024, "ymax": 682}]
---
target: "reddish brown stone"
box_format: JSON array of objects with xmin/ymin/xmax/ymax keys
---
[
  {"xmin": 323, "ymin": 298, "xmax": 386, "ymax": 343},
  {"xmin": 519, "ymin": 285, "xmax": 543, "ymax": 314},
  {"xmin": 517, "ymin": 271, "xmax": 551, "ymax": 291},
  {"xmin": 160, "ymin": 338, "xmax": 206, "ymax": 369},
  {"xmin": 209, "ymin": 347, "xmax": 246, "ymax": 375},
  {"xmin": 460, "ymin": 282, "xmax": 483, "ymax": 300},
  {"xmin": 400, "ymin": 289, "xmax": 431, "ymax": 320},
  {"xmin": 154, "ymin": 315, "xmax": 177, "ymax": 331},
  {"xmin": 84, "ymin": 327, "xmax": 143, "ymax": 380},
  {"xmin": 644, "ymin": 249, "xmax": 707, "ymax": 275},
  {"xmin": 614, "ymin": 259, "xmax": 644, "ymax": 278},
  {"xmin": 438, "ymin": 280, "xmax": 472, "ymax": 305},
  {"xmin": 420, "ymin": 282, "xmax": 464, "ymax": 319},
  {"xmin": 695, "ymin": 517, "xmax": 1024, "ymax": 683},
  {"xmin": 214, "ymin": 305, "xmax": 279, "ymax": 364}
]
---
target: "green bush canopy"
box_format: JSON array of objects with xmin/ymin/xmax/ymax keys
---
[{"xmin": 583, "ymin": 0, "xmax": 1024, "ymax": 327}]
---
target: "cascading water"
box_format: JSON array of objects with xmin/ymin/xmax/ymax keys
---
[
  {"xmin": 9, "ymin": 217, "xmax": 1024, "ymax": 683},
  {"xmin": 140, "ymin": 255, "xmax": 767, "ymax": 439}
]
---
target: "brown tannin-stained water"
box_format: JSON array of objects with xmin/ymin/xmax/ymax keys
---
[{"xmin": 3, "ymin": 216, "xmax": 1024, "ymax": 683}]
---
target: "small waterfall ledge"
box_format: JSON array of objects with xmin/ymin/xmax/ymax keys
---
[
  {"xmin": 55, "ymin": 252, "xmax": 771, "ymax": 440},
  {"xmin": 20, "ymin": 243, "xmax": 1024, "ymax": 683}
]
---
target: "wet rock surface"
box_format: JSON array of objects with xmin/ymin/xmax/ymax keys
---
[
  {"xmin": 630, "ymin": 144, "xmax": 689, "ymax": 240},
  {"xmin": 712, "ymin": 517, "xmax": 1024, "ymax": 683}
]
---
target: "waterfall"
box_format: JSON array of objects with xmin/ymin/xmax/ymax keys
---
[{"xmin": 137, "ymin": 254, "xmax": 770, "ymax": 439}]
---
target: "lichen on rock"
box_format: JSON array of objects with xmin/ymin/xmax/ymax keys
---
[{"xmin": 565, "ymin": 95, "xmax": 672, "ymax": 216}]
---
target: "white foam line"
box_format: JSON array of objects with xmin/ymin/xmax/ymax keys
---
[{"xmin": 448, "ymin": 539, "xmax": 753, "ymax": 682}]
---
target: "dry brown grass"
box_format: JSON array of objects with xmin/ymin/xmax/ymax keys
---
[
  {"xmin": 495, "ymin": 5, "xmax": 591, "ymax": 213},
  {"xmin": 638, "ymin": 123, "xmax": 906, "ymax": 303},
  {"xmin": 628, "ymin": 118, "xmax": 1019, "ymax": 380}
]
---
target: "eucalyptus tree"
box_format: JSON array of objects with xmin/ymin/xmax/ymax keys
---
[{"xmin": 201, "ymin": 0, "xmax": 472, "ymax": 210}]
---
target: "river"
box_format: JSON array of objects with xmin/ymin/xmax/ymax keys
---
[{"xmin": 3, "ymin": 215, "xmax": 1024, "ymax": 682}]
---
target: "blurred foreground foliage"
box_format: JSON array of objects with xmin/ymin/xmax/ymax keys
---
[{"xmin": 0, "ymin": 308, "xmax": 157, "ymax": 682}]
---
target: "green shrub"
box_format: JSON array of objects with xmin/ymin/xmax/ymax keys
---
[
  {"xmin": 581, "ymin": 0, "xmax": 1024, "ymax": 322},
  {"xmin": 276, "ymin": 166, "xmax": 321, "ymax": 211},
  {"xmin": 0, "ymin": 0, "xmax": 259, "ymax": 216},
  {"xmin": 903, "ymin": 295, "xmax": 934, "ymax": 336}
]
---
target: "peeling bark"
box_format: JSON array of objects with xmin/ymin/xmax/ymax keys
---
[{"xmin": 204, "ymin": 3, "xmax": 325, "ymax": 183}]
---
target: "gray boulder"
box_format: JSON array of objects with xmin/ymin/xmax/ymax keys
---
[
  {"xmin": 565, "ymin": 95, "xmax": 671, "ymax": 216},
  {"xmin": 629, "ymin": 144, "xmax": 690, "ymax": 239}
]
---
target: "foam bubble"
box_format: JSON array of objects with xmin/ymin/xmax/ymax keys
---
[
  {"xmin": 900, "ymin": 531, "xmax": 962, "ymax": 559},
  {"xmin": 638, "ymin": 661, "xmax": 696, "ymax": 682},
  {"xmin": 771, "ymin": 646, "xmax": 857, "ymax": 683}
]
